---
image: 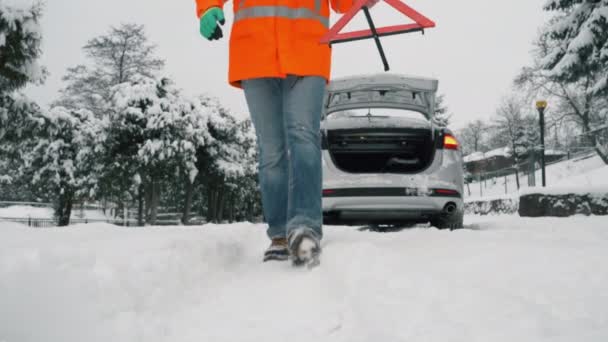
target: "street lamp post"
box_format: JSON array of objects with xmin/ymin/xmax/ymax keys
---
[{"xmin": 536, "ymin": 100, "xmax": 548, "ymax": 187}]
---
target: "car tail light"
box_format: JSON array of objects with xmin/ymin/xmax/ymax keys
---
[
  {"xmin": 443, "ymin": 134, "xmax": 459, "ymax": 150},
  {"xmin": 322, "ymin": 189, "xmax": 336, "ymax": 196},
  {"xmin": 433, "ymin": 188, "xmax": 459, "ymax": 196}
]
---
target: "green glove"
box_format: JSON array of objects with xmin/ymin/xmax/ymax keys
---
[{"xmin": 199, "ymin": 7, "xmax": 225, "ymax": 41}]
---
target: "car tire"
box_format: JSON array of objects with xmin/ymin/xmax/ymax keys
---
[{"xmin": 430, "ymin": 211, "xmax": 464, "ymax": 230}]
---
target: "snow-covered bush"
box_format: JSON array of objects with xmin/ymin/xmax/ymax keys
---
[
  {"xmin": 23, "ymin": 106, "xmax": 105, "ymax": 225},
  {"xmin": 192, "ymin": 95, "xmax": 259, "ymax": 223},
  {"xmin": 113, "ymin": 77, "xmax": 212, "ymax": 180},
  {"xmin": 105, "ymin": 77, "xmax": 214, "ymax": 224}
]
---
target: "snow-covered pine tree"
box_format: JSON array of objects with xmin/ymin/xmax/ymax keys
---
[
  {"xmin": 518, "ymin": 26, "xmax": 606, "ymax": 135},
  {"xmin": 231, "ymin": 119, "xmax": 261, "ymax": 222},
  {"xmin": 0, "ymin": 93, "xmax": 41, "ymax": 199},
  {"xmin": 23, "ymin": 107, "xmax": 104, "ymax": 225},
  {"xmin": 193, "ymin": 95, "xmax": 260, "ymax": 223},
  {"xmin": 58, "ymin": 23, "xmax": 164, "ymax": 114},
  {"xmin": 542, "ymin": 0, "xmax": 608, "ymax": 95},
  {"xmin": 0, "ymin": 0, "xmax": 45, "ymax": 94},
  {"xmin": 433, "ymin": 93, "xmax": 452, "ymax": 128},
  {"xmin": 106, "ymin": 76, "xmax": 212, "ymax": 225},
  {"xmin": 0, "ymin": 0, "xmax": 46, "ymax": 200},
  {"xmin": 517, "ymin": 6, "xmax": 608, "ymax": 164}
]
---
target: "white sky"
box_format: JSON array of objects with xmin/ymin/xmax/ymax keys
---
[{"xmin": 25, "ymin": 0, "xmax": 548, "ymax": 129}]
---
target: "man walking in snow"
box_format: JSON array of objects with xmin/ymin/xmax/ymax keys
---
[{"xmin": 195, "ymin": 0, "xmax": 374, "ymax": 266}]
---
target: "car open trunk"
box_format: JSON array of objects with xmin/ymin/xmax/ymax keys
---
[
  {"xmin": 323, "ymin": 74, "xmax": 439, "ymax": 174},
  {"xmin": 326, "ymin": 126, "xmax": 436, "ymax": 174}
]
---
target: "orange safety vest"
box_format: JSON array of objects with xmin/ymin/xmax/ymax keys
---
[{"xmin": 195, "ymin": 0, "xmax": 353, "ymax": 88}]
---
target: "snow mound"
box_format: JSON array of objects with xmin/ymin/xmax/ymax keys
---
[
  {"xmin": 521, "ymin": 165, "xmax": 608, "ymax": 196},
  {"xmin": 1, "ymin": 217, "xmax": 608, "ymax": 341},
  {"xmin": 0, "ymin": 205, "xmax": 52, "ymax": 218},
  {"xmin": 463, "ymin": 146, "xmax": 511, "ymax": 163},
  {"xmin": 0, "ymin": 205, "xmax": 111, "ymax": 220},
  {"xmin": 466, "ymin": 154, "xmax": 607, "ymax": 199}
]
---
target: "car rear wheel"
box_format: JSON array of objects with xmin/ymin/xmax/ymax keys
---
[{"xmin": 430, "ymin": 211, "xmax": 464, "ymax": 230}]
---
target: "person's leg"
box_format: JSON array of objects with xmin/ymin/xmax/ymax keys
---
[
  {"xmin": 282, "ymin": 75, "xmax": 326, "ymax": 240},
  {"xmin": 241, "ymin": 78, "xmax": 288, "ymax": 240}
]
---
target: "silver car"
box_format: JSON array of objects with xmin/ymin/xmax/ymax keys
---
[{"xmin": 321, "ymin": 74, "xmax": 464, "ymax": 229}]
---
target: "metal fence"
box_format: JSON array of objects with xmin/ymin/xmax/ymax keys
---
[
  {"xmin": 465, "ymin": 148, "xmax": 599, "ymax": 196},
  {"xmin": 0, "ymin": 201, "xmax": 52, "ymax": 208},
  {"xmin": 0, "ymin": 217, "xmax": 139, "ymax": 228}
]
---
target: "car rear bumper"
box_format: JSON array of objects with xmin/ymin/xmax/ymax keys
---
[{"xmin": 322, "ymin": 194, "xmax": 463, "ymax": 225}]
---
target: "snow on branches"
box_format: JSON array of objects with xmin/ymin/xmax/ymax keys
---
[
  {"xmin": 198, "ymin": 94, "xmax": 255, "ymax": 180},
  {"xmin": 26, "ymin": 106, "xmax": 104, "ymax": 198},
  {"xmin": 541, "ymin": 0, "xmax": 608, "ymax": 94},
  {"xmin": 0, "ymin": 0, "xmax": 46, "ymax": 188},
  {"xmin": 110, "ymin": 76, "xmax": 214, "ymax": 185},
  {"xmin": 0, "ymin": 92, "xmax": 40, "ymax": 186},
  {"xmin": 16, "ymin": 106, "xmax": 106, "ymax": 224},
  {"xmin": 106, "ymin": 76, "xmax": 257, "ymax": 224},
  {"xmin": 0, "ymin": 0, "xmax": 45, "ymax": 93}
]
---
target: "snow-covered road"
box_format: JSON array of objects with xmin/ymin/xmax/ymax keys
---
[{"xmin": 1, "ymin": 216, "xmax": 607, "ymax": 342}]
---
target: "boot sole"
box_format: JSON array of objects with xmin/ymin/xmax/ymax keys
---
[
  {"xmin": 288, "ymin": 230, "xmax": 321, "ymax": 268},
  {"xmin": 263, "ymin": 249, "xmax": 289, "ymax": 262}
]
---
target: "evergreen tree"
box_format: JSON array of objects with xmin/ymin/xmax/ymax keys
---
[
  {"xmin": 0, "ymin": 0, "xmax": 45, "ymax": 94},
  {"xmin": 433, "ymin": 93, "xmax": 452, "ymax": 128},
  {"xmin": 0, "ymin": 0, "xmax": 46, "ymax": 200},
  {"xmin": 23, "ymin": 107, "xmax": 104, "ymax": 225},
  {"xmin": 542, "ymin": 0, "xmax": 608, "ymax": 95},
  {"xmin": 193, "ymin": 95, "xmax": 258, "ymax": 223},
  {"xmin": 0, "ymin": 94, "xmax": 41, "ymax": 199},
  {"xmin": 517, "ymin": 5, "xmax": 608, "ymax": 163},
  {"xmin": 103, "ymin": 76, "xmax": 212, "ymax": 225}
]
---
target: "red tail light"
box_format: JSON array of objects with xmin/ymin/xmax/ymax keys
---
[
  {"xmin": 322, "ymin": 189, "xmax": 335, "ymax": 196},
  {"xmin": 433, "ymin": 189, "xmax": 459, "ymax": 196},
  {"xmin": 443, "ymin": 134, "xmax": 459, "ymax": 150}
]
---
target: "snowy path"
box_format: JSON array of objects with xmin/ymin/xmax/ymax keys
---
[{"xmin": 1, "ymin": 216, "xmax": 608, "ymax": 342}]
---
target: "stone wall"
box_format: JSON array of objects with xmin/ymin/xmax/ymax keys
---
[
  {"xmin": 466, "ymin": 192, "xmax": 608, "ymax": 217},
  {"xmin": 519, "ymin": 193, "xmax": 608, "ymax": 217},
  {"xmin": 465, "ymin": 198, "xmax": 519, "ymax": 215}
]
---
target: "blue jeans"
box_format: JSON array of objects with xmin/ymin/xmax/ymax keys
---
[{"xmin": 242, "ymin": 75, "xmax": 326, "ymax": 240}]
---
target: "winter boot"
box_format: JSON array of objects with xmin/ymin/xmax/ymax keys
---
[
  {"xmin": 287, "ymin": 227, "xmax": 321, "ymax": 268},
  {"xmin": 263, "ymin": 237, "xmax": 289, "ymax": 262}
]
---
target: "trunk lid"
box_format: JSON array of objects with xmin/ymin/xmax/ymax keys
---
[
  {"xmin": 321, "ymin": 115, "xmax": 430, "ymax": 131},
  {"xmin": 321, "ymin": 74, "xmax": 441, "ymax": 174},
  {"xmin": 324, "ymin": 74, "xmax": 439, "ymax": 120}
]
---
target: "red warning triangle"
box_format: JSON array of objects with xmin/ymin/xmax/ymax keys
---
[
  {"xmin": 320, "ymin": 0, "xmax": 435, "ymax": 70},
  {"xmin": 320, "ymin": 0, "xmax": 436, "ymax": 45}
]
